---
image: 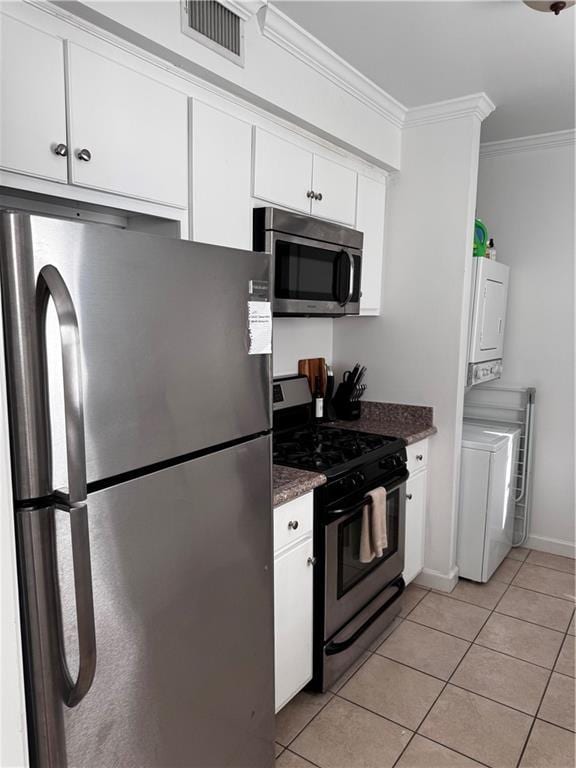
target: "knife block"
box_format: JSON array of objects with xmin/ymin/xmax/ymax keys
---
[{"xmin": 332, "ymin": 383, "xmax": 362, "ymax": 421}]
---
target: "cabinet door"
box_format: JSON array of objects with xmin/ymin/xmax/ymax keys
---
[
  {"xmin": 67, "ymin": 44, "xmax": 188, "ymax": 207},
  {"xmin": 274, "ymin": 537, "xmax": 314, "ymax": 712},
  {"xmin": 469, "ymin": 259, "xmax": 510, "ymax": 362},
  {"xmin": 479, "ymin": 279, "xmax": 507, "ymax": 353},
  {"xmin": 192, "ymin": 101, "xmax": 252, "ymax": 249},
  {"xmin": 311, "ymin": 155, "xmax": 357, "ymax": 226},
  {"xmin": 0, "ymin": 14, "xmax": 67, "ymax": 182},
  {"xmin": 403, "ymin": 470, "xmax": 427, "ymax": 584},
  {"xmin": 253, "ymin": 128, "xmax": 312, "ymax": 214},
  {"xmin": 356, "ymin": 175, "xmax": 386, "ymax": 315}
]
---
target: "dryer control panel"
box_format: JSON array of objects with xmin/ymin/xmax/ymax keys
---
[{"xmin": 467, "ymin": 359, "xmax": 503, "ymax": 387}]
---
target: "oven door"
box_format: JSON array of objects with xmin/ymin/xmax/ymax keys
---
[
  {"xmin": 271, "ymin": 233, "xmax": 361, "ymax": 317},
  {"xmin": 323, "ymin": 472, "xmax": 407, "ymax": 640}
]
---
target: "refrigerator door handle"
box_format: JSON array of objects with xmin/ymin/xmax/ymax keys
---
[
  {"xmin": 56, "ymin": 501, "xmax": 97, "ymax": 707},
  {"xmin": 38, "ymin": 264, "xmax": 87, "ymax": 505}
]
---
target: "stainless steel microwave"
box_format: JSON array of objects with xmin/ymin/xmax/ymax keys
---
[{"xmin": 253, "ymin": 207, "xmax": 363, "ymax": 317}]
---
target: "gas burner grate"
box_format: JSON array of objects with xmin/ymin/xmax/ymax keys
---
[{"xmin": 273, "ymin": 425, "xmax": 401, "ymax": 473}]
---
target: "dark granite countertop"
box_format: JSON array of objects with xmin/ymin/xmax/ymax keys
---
[
  {"xmin": 331, "ymin": 401, "xmax": 437, "ymax": 445},
  {"xmin": 272, "ymin": 401, "xmax": 436, "ymax": 507},
  {"xmin": 273, "ymin": 465, "xmax": 327, "ymax": 508}
]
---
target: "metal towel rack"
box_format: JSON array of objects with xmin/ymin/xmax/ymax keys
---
[{"xmin": 463, "ymin": 385, "xmax": 536, "ymax": 547}]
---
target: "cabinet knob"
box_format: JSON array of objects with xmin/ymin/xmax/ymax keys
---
[
  {"xmin": 406, "ymin": 493, "xmax": 413, "ymax": 501},
  {"xmin": 53, "ymin": 143, "xmax": 68, "ymax": 157},
  {"xmin": 76, "ymin": 148, "xmax": 92, "ymax": 162},
  {"xmin": 306, "ymin": 190, "xmax": 314, "ymax": 199},
  {"xmin": 288, "ymin": 520, "xmax": 299, "ymax": 530},
  {"xmin": 307, "ymin": 557, "xmax": 316, "ymax": 566},
  {"xmin": 416, "ymin": 454, "xmax": 423, "ymax": 461},
  {"xmin": 315, "ymin": 192, "xmax": 323, "ymax": 201}
]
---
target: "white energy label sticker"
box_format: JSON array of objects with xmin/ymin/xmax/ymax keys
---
[{"xmin": 248, "ymin": 301, "xmax": 272, "ymax": 355}]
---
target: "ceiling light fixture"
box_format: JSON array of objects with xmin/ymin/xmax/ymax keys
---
[{"xmin": 524, "ymin": 1, "xmax": 575, "ymax": 14}]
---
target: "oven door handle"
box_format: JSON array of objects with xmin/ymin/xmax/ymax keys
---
[
  {"xmin": 324, "ymin": 576, "xmax": 405, "ymax": 656},
  {"xmin": 327, "ymin": 470, "xmax": 409, "ymax": 518}
]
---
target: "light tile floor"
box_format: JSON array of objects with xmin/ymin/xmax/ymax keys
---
[{"xmin": 275, "ymin": 548, "xmax": 576, "ymax": 768}]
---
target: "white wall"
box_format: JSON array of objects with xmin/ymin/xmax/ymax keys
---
[
  {"xmin": 273, "ymin": 318, "xmax": 333, "ymax": 376},
  {"xmin": 477, "ymin": 138, "xmax": 575, "ymax": 556},
  {"xmin": 334, "ymin": 114, "xmax": 484, "ymax": 589}
]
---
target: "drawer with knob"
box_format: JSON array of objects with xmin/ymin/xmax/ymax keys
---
[
  {"xmin": 406, "ymin": 439, "xmax": 429, "ymax": 475},
  {"xmin": 274, "ymin": 492, "xmax": 313, "ymax": 554}
]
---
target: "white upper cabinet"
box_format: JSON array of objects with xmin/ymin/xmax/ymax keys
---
[
  {"xmin": 253, "ymin": 128, "xmax": 312, "ymax": 214},
  {"xmin": 311, "ymin": 155, "xmax": 357, "ymax": 226},
  {"xmin": 191, "ymin": 101, "xmax": 252, "ymax": 249},
  {"xmin": 356, "ymin": 174, "xmax": 386, "ymax": 315},
  {"xmin": 0, "ymin": 15, "xmax": 68, "ymax": 182},
  {"xmin": 67, "ymin": 44, "xmax": 188, "ymax": 208},
  {"xmin": 252, "ymin": 128, "xmax": 357, "ymax": 226}
]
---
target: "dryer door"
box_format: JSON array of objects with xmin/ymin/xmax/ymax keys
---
[{"xmin": 469, "ymin": 259, "xmax": 510, "ymax": 363}]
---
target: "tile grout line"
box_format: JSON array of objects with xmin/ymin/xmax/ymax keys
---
[
  {"xmin": 390, "ymin": 580, "xmax": 502, "ymax": 768},
  {"xmin": 395, "ymin": 733, "xmax": 494, "ymax": 768},
  {"xmin": 513, "ymin": 604, "xmax": 573, "ymax": 768},
  {"xmin": 283, "ymin": 747, "xmax": 323, "ymax": 768},
  {"xmin": 280, "ymin": 617, "xmax": 401, "ymax": 753},
  {"xmin": 439, "ymin": 579, "xmax": 538, "ymax": 768},
  {"xmin": 278, "ymin": 554, "xmax": 575, "ymax": 764},
  {"xmin": 505, "ymin": 581, "xmax": 576, "ymax": 605},
  {"xmin": 492, "ymin": 606, "xmax": 574, "ymax": 633},
  {"xmin": 375, "ymin": 619, "xmax": 569, "ymax": 674},
  {"xmin": 280, "ymin": 692, "xmax": 335, "ymax": 751},
  {"xmin": 522, "ymin": 556, "xmax": 576, "ymax": 576},
  {"xmin": 330, "ymin": 689, "xmax": 498, "ymax": 768}
]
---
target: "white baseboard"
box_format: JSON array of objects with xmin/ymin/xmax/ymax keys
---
[
  {"xmin": 524, "ymin": 535, "xmax": 576, "ymax": 559},
  {"xmin": 413, "ymin": 566, "xmax": 459, "ymax": 592}
]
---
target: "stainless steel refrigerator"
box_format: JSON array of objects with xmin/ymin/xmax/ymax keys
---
[{"xmin": 0, "ymin": 211, "xmax": 275, "ymax": 767}]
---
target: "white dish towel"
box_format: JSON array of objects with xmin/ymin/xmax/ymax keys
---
[{"xmin": 359, "ymin": 487, "xmax": 388, "ymax": 564}]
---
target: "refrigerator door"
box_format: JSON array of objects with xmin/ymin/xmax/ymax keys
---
[
  {"xmin": 0, "ymin": 212, "xmax": 271, "ymax": 500},
  {"xmin": 18, "ymin": 435, "xmax": 274, "ymax": 767}
]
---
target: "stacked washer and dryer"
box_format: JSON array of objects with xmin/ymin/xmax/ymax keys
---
[{"xmin": 457, "ymin": 257, "xmax": 529, "ymax": 582}]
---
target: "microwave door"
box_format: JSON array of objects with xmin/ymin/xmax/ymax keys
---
[{"xmin": 271, "ymin": 233, "xmax": 360, "ymax": 317}]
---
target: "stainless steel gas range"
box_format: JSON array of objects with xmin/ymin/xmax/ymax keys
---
[{"xmin": 273, "ymin": 375, "xmax": 409, "ymax": 692}]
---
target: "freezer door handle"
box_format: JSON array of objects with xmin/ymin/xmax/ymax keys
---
[
  {"xmin": 57, "ymin": 501, "xmax": 97, "ymax": 707},
  {"xmin": 38, "ymin": 264, "xmax": 87, "ymax": 504}
]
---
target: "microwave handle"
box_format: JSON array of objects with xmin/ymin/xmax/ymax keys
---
[
  {"xmin": 343, "ymin": 251, "xmax": 354, "ymax": 306},
  {"xmin": 335, "ymin": 250, "xmax": 354, "ymax": 307}
]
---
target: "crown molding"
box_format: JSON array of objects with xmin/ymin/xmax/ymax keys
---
[
  {"xmin": 257, "ymin": 4, "xmax": 406, "ymax": 128},
  {"xmin": 404, "ymin": 92, "xmax": 496, "ymax": 128},
  {"xmin": 480, "ymin": 129, "xmax": 576, "ymax": 158},
  {"xmin": 224, "ymin": 0, "xmax": 266, "ymax": 21}
]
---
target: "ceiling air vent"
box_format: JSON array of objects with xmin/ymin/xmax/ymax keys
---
[{"xmin": 182, "ymin": 1, "xmax": 244, "ymax": 65}]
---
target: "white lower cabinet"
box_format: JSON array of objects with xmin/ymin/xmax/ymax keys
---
[
  {"xmin": 273, "ymin": 492, "xmax": 314, "ymax": 712},
  {"xmin": 404, "ymin": 439, "xmax": 429, "ymax": 584}
]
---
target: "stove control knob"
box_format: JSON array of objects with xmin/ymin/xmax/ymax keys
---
[{"xmin": 356, "ymin": 472, "xmax": 365, "ymax": 485}]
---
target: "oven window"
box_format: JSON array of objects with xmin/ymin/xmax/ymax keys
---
[
  {"xmin": 275, "ymin": 240, "xmax": 343, "ymax": 302},
  {"xmin": 338, "ymin": 489, "xmax": 400, "ymax": 598}
]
